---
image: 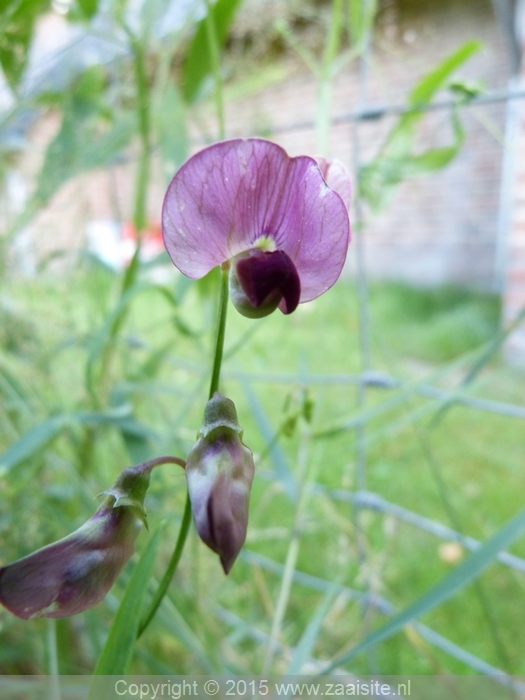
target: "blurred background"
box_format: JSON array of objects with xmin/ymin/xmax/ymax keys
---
[{"xmin": 1, "ymin": 0, "xmax": 525, "ymax": 680}]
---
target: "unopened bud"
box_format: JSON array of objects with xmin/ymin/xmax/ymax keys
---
[
  {"xmin": 186, "ymin": 393, "xmax": 255, "ymax": 573},
  {"xmin": 0, "ymin": 462, "xmax": 154, "ymax": 619}
]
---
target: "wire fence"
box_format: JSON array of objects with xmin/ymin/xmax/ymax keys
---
[
  {"xmin": 177, "ymin": 60, "xmax": 525, "ymax": 673},
  {"xmin": 224, "ymin": 13, "xmax": 525, "ymax": 675}
]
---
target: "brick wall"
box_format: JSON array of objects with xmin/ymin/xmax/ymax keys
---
[
  {"xmin": 7, "ymin": 0, "xmax": 514, "ymax": 297},
  {"xmin": 220, "ymin": 0, "xmax": 512, "ymax": 289}
]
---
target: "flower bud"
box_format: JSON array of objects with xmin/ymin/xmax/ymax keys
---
[
  {"xmin": 185, "ymin": 392, "xmax": 255, "ymax": 573},
  {"xmin": 0, "ymin": 463, "xmax": 154, "ymax": 619}
]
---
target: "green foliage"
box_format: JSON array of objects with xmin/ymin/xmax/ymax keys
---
[
  {"xmin": 35, "ymin": 67, "xmax": 136, "ymax": 204},
  {"xmin": 0, "ymin": 0, "xmax": 523, "ymax": 681},
  {"xmin": 323, "ymin": 505, "xmax": 525, "ymax": 672},
  {"xmin": 1, "ymin": 266, "xmax": 524, "ymax": 675},
  {"xmin": 371, "ymin": 283, "xmax": 500, "ymax": 362},
  {"xmin": 92, "ymin": 525, "xmax": 163, "ymax": 676},
  {"xmin": 182, "ymin": 0, "xmax": 244, "ymax": 103},
  {"xmin": 360, "ymin": 41, "xmax": 482, "ymax": 210},
  {"xmin": 0, "ymin": 0, "xmax": 50, "ymax": 90}
]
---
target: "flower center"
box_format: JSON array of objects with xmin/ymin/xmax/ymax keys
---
[{"xmin": 252, "ymin": 235, "xmax": 277, "ymax": 252}]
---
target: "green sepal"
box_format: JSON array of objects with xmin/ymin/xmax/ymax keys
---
[
  {"xmin": 197, "ymin": 392, "xmax": 244, "ymax": 439},
  {"xmin": 98, "ymin": 462, "xmax": 154, "ymax": 528}
]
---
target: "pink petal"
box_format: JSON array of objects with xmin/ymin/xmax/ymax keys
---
[
  {"xmin": 315, "ymin": 157, "xmax": 352, "ymax": 211},
  {"xmin": 162, "ymin": 139, "xmax": 350, "ymax": 302}
]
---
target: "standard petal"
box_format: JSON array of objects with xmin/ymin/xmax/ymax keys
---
[
  {"xmin": 315, "ymin": 157, "xmax": 352, "ymax": 211},
  {"xmin": 162, "ymin": 138, "xmax": 350, "ymax": 301},
  {"xmin": 277, "ymin": 158, "xmax": 350, "ymax": 302}
]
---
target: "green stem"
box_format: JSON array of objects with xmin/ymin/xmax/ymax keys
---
[
  {"xmin": 91, "ymin": 29, "xmax": 151, "ymax": 405},
  {"xmin": 137, "ymin": 263, "xmax": 230, "ymax": 636},
  {"xmin": 205, "ymin": 0, "xmax": 225, "ymax": 140},
  {"xmin": 46, "ymin": 619, "xmax": 61, "ymax": 700},
  {"xmin": 262, "ymin": 418, "xmax": 314, "ymax": 674},
  {"xmin": 316, "ymin": 0, "xmax": 344, "ymax": 153},
  {"xmin": 129, "ymin": 457, "xmax": 187, "ymax": 639},
  {"xmin": 209, "ymin": 262, "xmax": 230, "ymax": 398},
  {"xmin": 128, "ymin": 30, "xmax": 151, "ymax": 235},
  {"xmin": 137, "ymin": 496, "xmax": 192, "ymax": 638},
  {"xmin": 137, "ymin": 455, "xmax": 187, "ymax": 471}
]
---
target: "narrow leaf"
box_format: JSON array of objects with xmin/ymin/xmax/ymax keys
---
[
  {"xmin": 0, "ymin": 408, "xmax": 157, "ymax": 475},
  {"xmin": 287, "ymin": 587, "xmax": 338, "ymax": 673},
  {"xmin": 242, "ymin": 381, "xmax": 297, "ymax": 502},
  {"xmin": 92, "ymin": 525, "xmax": 163, "ymax": 676},
  {"xmin": 0, "ymin": 415, "xmax": 67, "ymax": 476},
  {"xmin": 409, "ymin": 40, "xmax": 481, "ymax": 107}
]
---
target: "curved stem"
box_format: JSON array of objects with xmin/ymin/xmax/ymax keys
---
[
  {"xmin": 137, "ymin": 263, "xmax": 230, "ymax": 637},
  {"xmin": 136, "ymin": 455, "xmax": 186, "ymax": 471}
]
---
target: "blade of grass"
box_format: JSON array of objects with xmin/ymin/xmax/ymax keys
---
[
  {"xmin": 242, "ymin": 380, "xmax": 297, "ymax": 502},
  {"xmin": 91, "ymin": 524, "xmax": 163, "ymax": 677},
  {"xmin": 0, "ymin": 408, "xmax": 158, "ymax": 476},
  {"xmin": 286, "ymin": 586, "xmax": 339, "ymax": 674},
  {"xmin": 321, "ymin": 505, "xmax": 525, "ymax": 674}
]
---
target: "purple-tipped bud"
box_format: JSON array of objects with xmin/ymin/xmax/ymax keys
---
[
  {"xmin": 185, "ymin": 393, "xmax": 255, "ymax": 574},
  {"xmin": 0, "ymin": 463, "xmax": 154, "ymax": 619}
]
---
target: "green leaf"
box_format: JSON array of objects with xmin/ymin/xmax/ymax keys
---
[
  {"xmin": 0, "ymin": 415, "xmax": 67, "ymax": 476},
  {"xmin": 76, "ymin": 0, "xmax": 98, "ymax": 19},
  {"xmin": 321, "ymin": 505, "xmax": 525, "ymax": 673},
  {"xmin": 0, "ymin": 0, "xmax": 50, "ymax": 90},
  {"xmin": 182, "ymin": 0, "xmax": 244, "ymax": 103},
  {"xmin": 91, "ymin": 525, "xmax": 163, "ymax": 677},
  {"xmin": 0, "ymin": 407, "xmax": 158, "ymax": 475},
  {"xmin": 348, "ymin": 0, "xmax": 378, "ymax": 52},
  {"xmin": 408, "ymin": 40, "xmax": 481, "ymax": 107},
  {"xmin": 242, "ymin": 381, "xmax": 298, "ymax": 502},
  {"xmin": 34, "ymin": 68, "xmax": 135, "ymax": 204},
  {"xmin": 85, "ymin": 281, "xmax": 178, "ymax": 396},
  {"xmin": 360, "ymin": 42, "xmax": 477, "ymax": 210}
]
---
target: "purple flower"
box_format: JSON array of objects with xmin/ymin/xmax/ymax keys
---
[
  {"xmin": 162, "ymin": 138, "xmax": 351, "ymax": 318},
  {"xmin": 185, "ymin": 392, "xmax": 255, "ymax": 574},
  {"xmin": 0, "ymin": 463, "xmax": 154, "ymax": 619}
]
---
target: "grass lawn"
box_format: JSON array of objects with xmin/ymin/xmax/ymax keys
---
[{"xmin": 1, "ymin": 260, "xmax": 524, "ymax": 675}]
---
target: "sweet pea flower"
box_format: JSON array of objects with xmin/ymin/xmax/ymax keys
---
[
  {"xmin": 162, "ymin": 138, "xmax": 351, "ymax": 318},
  {"xmin": 0, "ymin": 462, "xmax": 156, "ymax": 619},
  {"xmin": 185, "ymin": 392, "xmax": 255, "ymax": 574}
]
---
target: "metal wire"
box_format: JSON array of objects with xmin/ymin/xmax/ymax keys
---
[
  {"xmin": 238, "ymin": 549, "xmax": 525, "ymax": 689},
  {"xmin": 269, "ymin": 88, "xmax": 525, "ymax": 136}
]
